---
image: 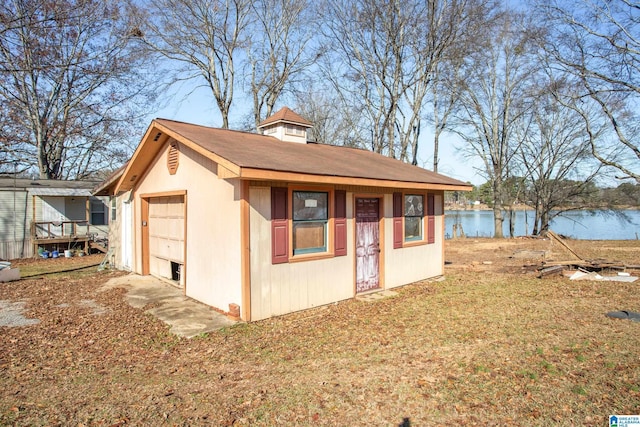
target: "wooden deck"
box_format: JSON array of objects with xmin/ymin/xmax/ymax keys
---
[{"xmin": 31, "ymin": 221, "xmax": 107, "ymax": 256}]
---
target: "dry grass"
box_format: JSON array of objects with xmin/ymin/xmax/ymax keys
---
[
  {"xmin": 1, "ymin": 239, "xmax": 639, "ymax": 425},
  {"xmin": 10, "ymin": 254, "xmax": 104, "ymax": 278}
]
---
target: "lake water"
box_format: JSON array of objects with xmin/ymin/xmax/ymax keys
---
[{"xmin": 445, "ymin": 209, "xmax": 640, "ymax": 240}]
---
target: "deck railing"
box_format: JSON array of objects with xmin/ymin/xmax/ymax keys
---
[{"xmin": 32, "ymin": 220, "xmax": 101, "ymax": 239}]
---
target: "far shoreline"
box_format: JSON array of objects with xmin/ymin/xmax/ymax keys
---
[{"xmin": 445, "ymin": 204, "xmax": 640, "ymax": 211}]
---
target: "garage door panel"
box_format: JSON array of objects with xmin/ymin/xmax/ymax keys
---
[
  {"xmin": 169, "ymin": 239, "xmax": 182, "ymax": 260},
  {"xmin": 168, "ymin": 219, "xmax": 184, "ymax": 240},
  {"xmin": 147, "ymin": 195, "xmax": 185, "ymax": 284}
]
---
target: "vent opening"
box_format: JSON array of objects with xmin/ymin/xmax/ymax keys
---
[{"xmin": 167, "ymin": 142, "xmax": 179, "ymax": 175}]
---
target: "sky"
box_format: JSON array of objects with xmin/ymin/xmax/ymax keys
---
[{"xmin": 149, "ymin": 84, "xmax": 486, "ymax": 186}]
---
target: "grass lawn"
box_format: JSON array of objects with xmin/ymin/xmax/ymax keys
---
[{"xmin": 1, "ymin": 239, "xmax": 639, "ymax": 425}]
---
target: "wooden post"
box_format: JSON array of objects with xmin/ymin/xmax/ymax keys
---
[{"xmin": 240, "ymin": 181, "xmax": 251, "ymax": 321}]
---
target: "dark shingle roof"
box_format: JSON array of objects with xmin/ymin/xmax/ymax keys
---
[{"xmin": 155, "ymin": 119, "xmax": 469, "ymax": 188}]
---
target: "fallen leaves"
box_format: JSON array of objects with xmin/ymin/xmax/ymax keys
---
[{"xmin": 1, "ymin": 240, "xmax": 640, "ymax": 424}]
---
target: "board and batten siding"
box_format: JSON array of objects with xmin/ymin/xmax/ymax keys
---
[
  {"xmin": 383, "ymin": 192, "xmax": 445, "ymax": 288},
  {"xmin": 0, "ymin": 189, "xmax": 31, "ymax": 259},
  {"xmin": 249, "ymin": 186, "xmax": 355, "ymax": 321},
  {"xmin": 133, "ymin": 141, "xmax": 243, "ymax": 313}
]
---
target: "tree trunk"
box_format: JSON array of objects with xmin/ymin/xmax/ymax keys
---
[
  {"xmin": 508, "ymin": 206, "xmax": 515, "ymax": 238},
  {"xmin": 539, "ymin": 210, "xmax": 550, "ymax": 236},
  {"xmin": 493, "ymin": 206, "xmax": 504, "ymax": 238}
]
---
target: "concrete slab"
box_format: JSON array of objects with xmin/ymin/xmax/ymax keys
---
[
  {"xmin": 0, "ymin": 268, "xmax": 21, "ymax": 283},
  {"xmin": 356, "ymin": 289, "xmax": 398, "ymax": 302},
  {"xmin": 101, "ymin": 274, "xmax": 237, "ymax": 338}
]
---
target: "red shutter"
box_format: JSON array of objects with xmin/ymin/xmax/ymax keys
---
[
  {"xmin": 393, "ymin": 192, "xmax": 403, "ymax": 249},
  {"xmin": 271, "ymin": 187, "xmax": 289, "ymax": 264},
  {"xmin": 334, "ymin": 190, "xmax": 347, "ymax": 256},
  {"xmin": 427, "ymin": 193, "xmax": 435, "ymax": 244}
]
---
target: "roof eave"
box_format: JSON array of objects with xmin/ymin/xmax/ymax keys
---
[
  {"xmin": 93, "ymin": 165, "xmax": 126, "ymax": 196},
  {"xmin": 232, "ymin": 167, "xmax": 473, "ymax": 191},
  {"xmin": 257, "ymin": 119, "xmax": 312, "ymax": 129}
]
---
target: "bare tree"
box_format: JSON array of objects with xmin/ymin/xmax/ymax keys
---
[
  {"xmin": 538, "ymin": 0, "xmax": 640, "ymax": 182},
  {"xmin": 246, "ymin": 0, "xmax": 319, "ymax": 130},
  {"xmin": 430, "ymin": 63, "xmax": 458, "ymax": 172},
  {"xmin": 514, "ymin": 79, "xmax": 604, "ymax": 235},
  {"xmin": 428, "ymin": 0, "xmax": 492, "ymax": 172},
  {"xmin": 0, "ymin": 0, "xmax": 157, "ymax": 179},
  {"xmin": 321, "ymin": 0, "xmax": 488, "ymax": 165},
  {"xmin": 290, "ymin": 80, "xmax": 364, "ymax": 147},
  {"xmin": 321, "ymin": 0, "xmax": 415, "ymax": 158},
  {"xmin": 142, "ymin": 0, "xmax": 250, "ymax": 129},
  {"xmin": 451, "ymin": 10, "xmax": 537, "ymax": 237}
]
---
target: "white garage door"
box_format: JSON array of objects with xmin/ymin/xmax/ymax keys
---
[{"xmin": 148, "ymin": 195, "xmax": 185, "ymax": 286}]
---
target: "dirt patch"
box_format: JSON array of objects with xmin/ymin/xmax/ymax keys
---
[{"xmin": 1, "ymin": 239, "xmax": 639, "ymax": 425}]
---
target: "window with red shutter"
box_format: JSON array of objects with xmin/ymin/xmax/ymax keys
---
[
  {"xmin": 334, "ymin": 190, "xmax": 347, "ymax": 256},
  {"xmin": 271, "ymin": 187, "xmax": 289, "ymax": 264},
  {"xmin": 427, "ymin": 193, "xmax": 435, "ymax": 244},
  {"xmin": 393, "ymin": 192, "xmax": 403, "ymax": 248}
]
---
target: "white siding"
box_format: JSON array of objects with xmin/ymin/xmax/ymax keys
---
[
  {"xmin": 132, "ymin": 142, "xmax": 243, "ymax": 313},
  {"xmin": 249, "ymin": 187, "xmax": 355, "ymax": 321},
  {"xmin": 121, "ymin": 198, "xmax": 133, "ymax": 270},
  {"xmin": 383, "ymin": 193, "xmax": 445, "ymax": 288}
]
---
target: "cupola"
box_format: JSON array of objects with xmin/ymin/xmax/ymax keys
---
[{"xmin": 257, "ymin": 107, "xmax": 313, "ymax": 143}]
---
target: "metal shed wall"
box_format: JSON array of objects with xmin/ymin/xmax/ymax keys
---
[{"xmin": 0, "ymin": 189, "xmax": 32, "ymax": 259}]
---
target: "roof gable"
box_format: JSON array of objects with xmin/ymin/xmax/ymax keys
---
[{"xmin": 114, "ymin": 118, "xmax": 472, "ymax": 193}]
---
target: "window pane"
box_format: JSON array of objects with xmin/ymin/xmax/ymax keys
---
[
  {"xmin": 404, "ymin": 194, "xmax": 423, "ymax": 241},
  {"xmin": 90, "ymin": 200, "xmax": 106, "ymax": 225},
  {"xmin": 110, "ymin": 198, "xmax": 117, "ymax": 221},
  {"xmin": 404, "ymin": 195, "xmax": 423, "ymax": 216},
  {"xmin": 405, "ymin": 217, "xmax": 422, "ymax": 241},
  {"xmin": 293, "ymin": 191, "xmax": 328, "ymax": 220},
  {"xmin": 91, "ymin": 212, "xmax": 106, "ymax": 226},
  {"xmin": 293, "ymin": 221, "xmax": 326, "ymax": 254}
]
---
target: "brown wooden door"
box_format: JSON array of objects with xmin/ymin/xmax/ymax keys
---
[{"xmin": 355, "ymin": 198, "xmax": 380, "ymax": 293}]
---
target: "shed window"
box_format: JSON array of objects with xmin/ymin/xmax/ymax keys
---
[
  {"xmin": 393, "ymin": 192, "xmax": 436, "ymax": 247},
  {"xmin": 90, "ymin": 199, "xmax": 107, "ymax": 225},
  {"xmin": 110, "ymin": 197, "xmax": 117, "ymax": 222},
  {"xmin": 404, "ymin": 195, "xmax": 423, "ymax": 241},
  {"xmin": 292, "ymin": 191, "xmax": 328, "ymax": 255},
  {"xmin": 285, "ymin": 124, "xmax": 305, "ymax": 136}
]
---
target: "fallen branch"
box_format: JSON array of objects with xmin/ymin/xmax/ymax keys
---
[{"xmin": 547, "ymin": 230, "xmax": 583, "ymax": 260}]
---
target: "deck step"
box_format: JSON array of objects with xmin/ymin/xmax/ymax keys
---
[{"xmin": 90, "ymin": 242, "xmax": 107, "ymax": 253}]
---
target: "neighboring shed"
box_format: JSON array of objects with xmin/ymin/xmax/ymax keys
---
[
  {"xmin": 104, "ymin": 107, "xmax": 472, "ymax": 321},
  {"xmin": 0, "ymin": 178, "xmax": 110, "ymax": 259}
]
